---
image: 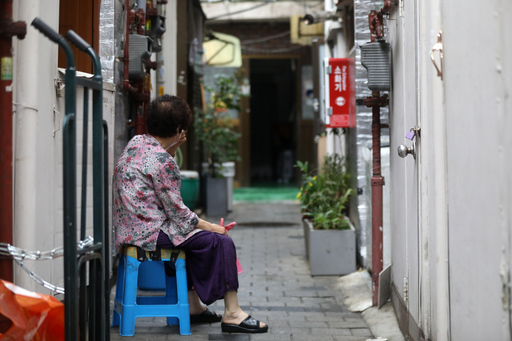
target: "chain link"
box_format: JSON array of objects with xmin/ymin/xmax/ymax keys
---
[{"xmin": 0, "ymin": 236, "xmax": 94, "ymax": 295}]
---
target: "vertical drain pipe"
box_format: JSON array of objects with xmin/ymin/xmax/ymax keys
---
[
  {"xmin": 123, "ymin": 0, "xmax": 136, "ymax": 93},
  {"xmin": 370, "ymin": 92, "xmax": 384, "ymax": 307},
  {"xmin": 0, "ymin": 0, "xmax": 26, "ymax": 282},
  {"xmin": 362, "ymin": 1, "xmax": 392, "ymax": 306},
  {"xmin": 364, "ymin": 92, "xmax": 388, "ymax": 306}
]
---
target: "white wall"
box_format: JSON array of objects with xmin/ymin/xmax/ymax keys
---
[
  {"xmin": 388, "ymin": 0, "xmax": 512, "ymax": 339},
  {"xmin": 12, "ymin": 0, "xmax": 116, "ymax": 295}
]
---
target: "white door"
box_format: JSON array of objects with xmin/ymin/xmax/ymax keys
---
[
  {"xmin": 441, "ymin": 0, "xmax": 512, "ymax": 339},
  {"xmin": 389, "ymin": 0, "xmax": 421, "ymax": 333},
  {"xmin": 390, "ymin": 0, "xmax": 446, "ymax": 338}
]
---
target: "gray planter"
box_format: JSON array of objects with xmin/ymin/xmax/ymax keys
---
[
  {"xmin": 202, "ymin": 162, "xmax": 235, "ymax": 211},
  {"xmin": 303, "ymin": 219, "xmax": 356, "ymax": 276},
  {"xmin": 205, "ymin": 176, "xmax": 228, "ymax": 217}
]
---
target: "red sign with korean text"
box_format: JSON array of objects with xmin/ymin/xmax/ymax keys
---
[{"xmin": 326, "ymin": 58, "xmax": 355, "ymax": 128}]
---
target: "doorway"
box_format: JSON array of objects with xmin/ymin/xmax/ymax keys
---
[{"xmin": 249, "ymin": 59, "xmax": 297, "ymax": 186}]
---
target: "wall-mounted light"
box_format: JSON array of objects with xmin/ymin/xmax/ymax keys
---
[{"xmin": 300, "ymin": 11, "xmax": 342, "ymax": 25}]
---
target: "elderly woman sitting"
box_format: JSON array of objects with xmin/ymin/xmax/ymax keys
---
[{"xmin": 113, "ymin": 95, "xmax": 268, "ymax": 334}]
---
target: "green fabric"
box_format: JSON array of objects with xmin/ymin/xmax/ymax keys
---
[{"xmin": 234, "ymin": 186, "xmax": 299, "ymax": 202}]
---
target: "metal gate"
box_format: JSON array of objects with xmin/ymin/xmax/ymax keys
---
[{"xmin": 31, "ymin": 18, "xmax": 110, "ymax": 341}]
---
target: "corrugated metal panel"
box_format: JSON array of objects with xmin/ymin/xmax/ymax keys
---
[{"xmin": 361, "ymin": 41, "xmax": 391, "ymax": 91}]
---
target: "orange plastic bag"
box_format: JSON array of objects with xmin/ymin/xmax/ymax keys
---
[{"xmin": 0, "ymin": 279, "xmax": 64, "ymax": 340}]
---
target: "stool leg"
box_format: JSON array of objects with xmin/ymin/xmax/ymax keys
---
[
  {"xmin": 165, "ymin": 262, "xmax": 179, "ymax": 325},
  {"xmin": 119, "ymin": 256, "xmax": 140, "ymax": 336},
  {"xmin": 112, "ymin": 255, "xmax": 125, "ymax": 327},
  {"xmin": 175, "ymin": 258, "xmax": 191, "ymax": 335}
]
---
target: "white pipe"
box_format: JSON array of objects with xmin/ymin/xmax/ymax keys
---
[
  {"xmin": 160, "ymin": 0, "xmax": 177, "ymax": 96},
  {"xmin": 324, "ymin": 0, "xmax": 335, "ymax": 13},
  {"xmin": 137, "ymin": 0, "xmax": 146, "ymax": 18},
  {"xmin": 13, "ymin": 0, "xmax": 59, "ymax": 293}
]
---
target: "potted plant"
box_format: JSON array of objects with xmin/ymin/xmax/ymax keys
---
[
  {"xmin": 296, "ymin": 154, "xmax": 356, "ymax": 275},
  {"xmin": 194, "ymin": 74, "xmax": 243, "ymax": 216}
]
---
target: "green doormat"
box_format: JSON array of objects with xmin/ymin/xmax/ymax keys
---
[{"xmin": 234, "ymin": 186, "xmax": 300, "ymax": 202}]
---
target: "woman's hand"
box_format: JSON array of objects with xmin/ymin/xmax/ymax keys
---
[
  {"xmin": 168, "ymin": 130, "xmax": 187, "ymax": 157},
  {"xmin": 196, "ymin": 218, "xmax": 227, "ymax": 235},
  {"xmin": 210, "ymin": 224, "xmax": 228, "ymax": 235}
]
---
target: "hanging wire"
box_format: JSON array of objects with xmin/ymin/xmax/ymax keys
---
[
  {"xmin": 206, "ymin": 1, "xmax": 273, "ymax": 20},
  {"xmin": 0, "ymin": 236, "xmax": 94, "ymax": 295},
  {"xmin": 175, "ymin": 146, "xmax": 183, "ymax": 168},
  {"xmin": 241, "ymin": 45, "xmax": 307, "ymax": 53},
  {"xmin": 241, "ymin": 31, "xmax": 290, "ymax": 45}
]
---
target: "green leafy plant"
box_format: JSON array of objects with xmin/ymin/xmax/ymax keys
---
[
  {"xmin": 207, "ymin": 74, "xmax": 244, "ymax": 111},
  {"xmin": 194, "ymin": 74, "xmax": 244, "ymax": 177},
  {"xmin": 296, "ymin": 154, "xmax": 352, "ymax": 230}
]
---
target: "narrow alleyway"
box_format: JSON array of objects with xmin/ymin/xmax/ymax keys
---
[{"xmin": 110, "ymin": 202, "xmax": 384, "ymax": 340}]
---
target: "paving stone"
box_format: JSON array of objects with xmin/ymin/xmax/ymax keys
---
[
  {"xmin": 292, "ymin": 335, "xmax": 335, "ymax": 341},
  {"xmin": 312, "ymin": 327, "xmax": 353, "ymax": 336},
  {"xmin": 288, "ymin": 320, "xmax": 329, "ymax": 328},
  {"xmin": 251, "ymin": 334, "xmax": 292, "ymax": 341},
  {"xmin": 333, "ymin": 336, "xmax": 369, "ymax": 341},
  {"xmin": 328, "ymin": 320, "xmax": 370, "ymax": 329},
  {"xmin": 306, "ymin": 313, "xmax": 356, "ymax": 322},
  {"xmin": 208, "ymin": 334, "xmax": 250, "ymax": 341},
  {"xmin": 350, "ymin": 328, "xmax": 374, "ymax": 337}
]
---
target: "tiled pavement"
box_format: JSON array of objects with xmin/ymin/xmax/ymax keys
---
[{"xmin": 110, "ymin": 202, "xmax": 375, "ymax": 341}]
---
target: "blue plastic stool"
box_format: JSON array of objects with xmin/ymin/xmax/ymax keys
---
[{"xmin": 112, "ymin": 246, "xmax": 191, "ymax": 336}]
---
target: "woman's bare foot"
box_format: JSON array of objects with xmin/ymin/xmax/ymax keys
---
[{"xmin": 188, "ymin": 290, "xmax": 207, "ymax": 315}]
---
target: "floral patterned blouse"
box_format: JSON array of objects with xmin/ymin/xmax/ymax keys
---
[{"xmin": 113, "ymin": 134, "xmax": 200, "ymax": 252}]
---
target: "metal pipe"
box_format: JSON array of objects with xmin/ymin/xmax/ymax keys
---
[
  {"xmin": 0, "ymin": 0, "xmax": 26, "ymax": 282},
  {"xmin": 123, "ymin": 0, "xmax": 136, "ymax": 92},
  {"xmin": 369, "ymin": 0, "xmax": 393, "ymax": 42},
  {"xmin": 364, "ymin": 0, "xmax": 393, "ymax": 307},
  {"xmin": 364, "ymin": 91, "xmax": 388, "ymax": 306},
  {"xmin": 379, "ymin": 0, "xmax": 392, "ymax": 14},
  {"xmin": 371, "ymin": 91, "xmax": 383, "ymax": 307},
  {"xmin": 0, "ymin": 0, "xmax": 14, "ymax": 282}
]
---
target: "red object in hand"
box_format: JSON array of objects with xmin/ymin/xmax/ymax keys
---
[
  {"xmin": 225, "ymin": 222, "xmax": 236, "ymax": 232},
  {"xmin": 220, "ymin": 218, "xmax": 242, "ymax": 274},
  {"xmin": 220, "ymin": 218, "xmax": 236, "ymax": 232}
]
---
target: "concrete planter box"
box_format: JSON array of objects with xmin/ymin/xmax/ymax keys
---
[
  {"xmin": 205, "ymin": 176, "xmax": 228, "ymax": 217},
  {"xmin": 202, "ymin": 162, "xmax": 235, "ymax": 211},
  {"xmin": 303, "ymin": 219, "xmax": 356, "ymax": 276}
]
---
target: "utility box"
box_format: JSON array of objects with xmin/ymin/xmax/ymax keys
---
[
  {"xmin": 361, "ymin": 41, "xmax": 391, "ymax": 91},
  {"xmin": 129, "ymin": 34, "xmax": 152, "ymax": 79}
]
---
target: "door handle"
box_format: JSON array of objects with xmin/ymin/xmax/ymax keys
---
[
  {"xmin": 431, "ymin": 31, "xmax": 443, "ymax": 80},
  {"xmin": 398, "ymin": 143, "xmax": 416, "ymax": 159}
]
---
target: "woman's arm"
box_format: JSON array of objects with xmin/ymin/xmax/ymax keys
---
[{"xmin": 195, "ymin": 218, "xmax": 227, "ymax": 235}]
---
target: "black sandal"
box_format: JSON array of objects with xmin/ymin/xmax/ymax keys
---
[
  {"xmin": 221, "ymin": 315, "xmax": 269, "ymax": 333},
  {"xmin": 190, "ymin": 308, "xmax": 222, "ymax": 324}
]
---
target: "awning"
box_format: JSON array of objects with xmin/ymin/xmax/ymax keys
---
[{"xmin": 203, "ymin": 31, "xmax": 242, "ymax": 67}]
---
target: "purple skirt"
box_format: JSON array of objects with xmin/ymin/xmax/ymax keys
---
[{"xmin": 157, "ymin": 230, "xmax": 239, "ymax": 305}]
